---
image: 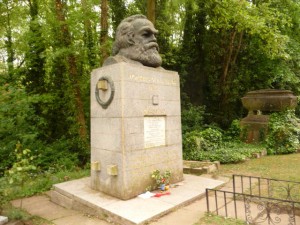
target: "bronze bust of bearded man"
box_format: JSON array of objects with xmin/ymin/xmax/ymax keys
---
[{"xmin": 103, "ymin": 15, "xmax": 162, "ymax": 68}]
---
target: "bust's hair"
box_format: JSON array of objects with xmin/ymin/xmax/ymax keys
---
[{"xmin": 112, "ymin": 14, "xmax": 147, "ymax": 56}]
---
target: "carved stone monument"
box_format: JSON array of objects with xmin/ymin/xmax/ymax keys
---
[
  {"xmin": 90, "ymin": 15, "xmax": 183, "ymax": 200},
  {"xmin": 50, "ymin": 15, "xmax": 224, "ymax": 225},
  {"xmin": 241, "ymin": 89, "xmax": 297, "ymax": 143}
]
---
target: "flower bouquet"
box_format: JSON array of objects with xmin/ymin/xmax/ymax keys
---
[{"xmin": 151, "ymin": 169, "xmax": 171, "ymax": 191}]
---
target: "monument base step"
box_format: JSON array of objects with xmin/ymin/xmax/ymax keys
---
[{"xmin": 50, "ymin": 174, "xmax": 225, "ymax": 225}]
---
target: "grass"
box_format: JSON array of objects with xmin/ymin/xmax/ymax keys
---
[
  {"xmin": 194, "ymin": 153, "xmax": 300, "ymax": 224},
  {"xmin": 216, "ymin": 153, "xmax": 300, "ymax": 202},
  {"xmin": 0, "ymin": 167, "xmax": 90, "ymax": 225},
  {"xmin": 194, "ymin": 213, "xmax": 244, "ymax": 225},
  {"xmin": 2, "ymin": 152, "xmax": 300, "ymax": 225},
  {"xmin": 2, "ymin": 205, "xmax": 53, "ymax": 225},
  {"xmin": 217, "ymin": 152, "xmax": 300, "ymax": 182},
  {"xmin": 1, "ymin": 168, "xmax": 90, "ymax": 201}
]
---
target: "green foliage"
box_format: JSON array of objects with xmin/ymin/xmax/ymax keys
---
[
  {"xmin": 179, "ymin": 0, "xmax": 300, "ymax": 128},
  {"xmin": 266, "ymin": 110, "xmax": 300, "ymax": 155},
  {"xmin": 196, "ymin": 212, "xmax": 245, "ymax": 225},
  {"xmin": 200, "ymin": 128, "xmax": 223, "ymax": 150},
  {"xmin": 110, "ymin": 0, "xmax": 128, "ymax": 33},
  {"xmin": 183, "ymin": 126, "xmax": 264, "ymax": 164},
  {"xmin": 191, "ymin": 142, "xmax": 264, "ymax": 164},
  {"xmin": 0, "ymin": 81, "xmax": 83, "ymax": 174},
  {"xmin": 4, "ymin": 142, "xmax": 37, "ymax": 208},
  {"xmin": 35, "ymin": 138, "xmax": 80, "ymax": 172},
  {"xmin": 6, "ymin": 143, "xmax": 37, "ymax": 185},
  {"xmin": 6, "ymin": 207, "xmax": 30, "ymax": 221},
  {"xmin": 1, "ymin": 0, "xmax": 300, "ymax": 176},
  {"xmin": 183, "ymin": 128, "xmax": 223, "ymax": 155},
  {"xmin": 151, "ymin": 169, "xmax": 171, "ymax": 188},
  {"xmin": 0, "ymin": 167, "xmax": 89, "ymax": 223},
  {"xmin": 205, "ymin": 0, "xmax": 291, "ymax": 59},
  {"xmin": 181, "ymin": 103, "xmax": 206, "ymax": 133},
  {"xmin": 219, "ymin": 153, "xmax": 300, "ymax": 182},
  {"xmin": 0, "ymin": 83, "xmax": 41, "ymax": 175},
  {"xmin": 0, "ymin": 164, "xmax": 89, "ymax": 202},
  {"xmin": 224, "ymin": 119, "xmax": 242, "ymax": 141},
  {"xmin": 0, "ymin": 178, "xmax": 7, "ymax": 213}
]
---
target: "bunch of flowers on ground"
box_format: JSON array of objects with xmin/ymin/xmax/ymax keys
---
[{"xmin": 151, "ymin": 170, "xmax": 171, "ymax": 190}]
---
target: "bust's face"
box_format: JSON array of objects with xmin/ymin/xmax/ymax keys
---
[
  {"xmin": 131, "ymin": 18, "xmax": 158, "ymax": 49},
  {"xmin": 118, "ymin": 18, "xmax": 162, "ymax": 68}
]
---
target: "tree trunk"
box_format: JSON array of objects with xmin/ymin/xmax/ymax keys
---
[
  {"xmin": 54, "ymin": 0, "xmax": 88, "ymax": 141},
  {"xmin": 219, "ymin": 29, "xmax": 237, "ymax": 110},
  {"xmin": 4, "ymin": 1, "xmax": 14, "ymax": 81},
  {"xmin": 81, "ymin": 0, "xmax": 96, "ymax": 67},
  {"xmin": 110, "ymin": 0, "xmax": 127, "ymax": 33},
  {"xmin": 100, "ymin": 0, "xmax": 109, "ymax": 65},
  {"xmin": 147, "ymin": 0, "xmax": 155, "ymax": 24},
  {"xmin": 220, "ymin": 29, "xmax": 237, "ymax": 84},
  {"xmin": 232, "ymin": 31, "xmax": 244, "ymax": 65},
  {"xmin": 25, "ymin": 0, "xmax": 46, "ymax": 94}
]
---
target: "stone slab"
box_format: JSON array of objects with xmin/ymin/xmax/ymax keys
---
[
  {"xmin": 183, "ymin": 161, "xmax": 220, "ymax": 175},
  {"xmin": 51, "ymin": 174, "xmax": 225, "ymax": 225},
  {"xmin": 11, "ymin": 195, "xmax": 77, "ymax": 221},
  {"xmin": 0, "ymin": 216, "xmax": 8, "ymax": 225},
  {"xmin": 4, "ymin": 221, "xmax": 23, "ymax": 225},
  {"xmin": 53, "ymin": 214, "xmax": 109, "ymax": 225}
]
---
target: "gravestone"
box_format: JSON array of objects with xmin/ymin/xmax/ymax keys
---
[
  {"xmin": 90, "ymin": 62, "xmax": 183, "ymax": 200},
  {"xmin": 90, "ymin": 15, "xmax": 184, "ymax": 200},
  {"xmin": 90, "ymin": 15, "xmax": 183, "ymax": 200},
  {"xmin": 50, "ymin": 15, "xmax": 225, "ymax": 224}
]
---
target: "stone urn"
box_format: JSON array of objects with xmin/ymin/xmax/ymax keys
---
[
  {"xmin": 240, "ymin": 89, "xmax": 297, "ymax": 143},
  {"xmin": 241, "ymin": 89, "xmax": 297, "ymax": 114}
]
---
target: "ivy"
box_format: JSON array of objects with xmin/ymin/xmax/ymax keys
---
[{"xmin": 266, "ymin": 110, "xmax": 300, "ymax": 155}]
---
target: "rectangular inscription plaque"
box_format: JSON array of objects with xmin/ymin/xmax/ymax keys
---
[{"xmin": 144, "ymin": 116, "xmax": 166, "ymax": 148}]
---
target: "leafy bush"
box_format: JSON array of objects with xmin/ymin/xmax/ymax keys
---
[
  {"xmin": 0, "ymin": 83, "xmax": 86, "ymax": 174},
  {"xmin": 211, "ymin": 142, "xmax": 264, "ymax": 163},
  {"xmin": 205, "ymin": 148, "xmax": 247, "ymax": 164},
  {"xmin": 5, "ymin": 143, "xmax": 37, "ymax": 208},
  {"xmin": 183, "ymin": 125, "xmax": 265, "ymax": 163},
  {"xmin": 224, "ymin": 119, "xmax": 242, "ymax": 141},
  {"xmin": 183, "ymin": 127, "xmax": 223, "ymax": 161},
  {"xmin": 0, "ymin": 84, "xmax": 41, "ymax": 175},
  {"xmin": 200, "ymin": 128, "xmax": 223, "ymax": 150},
  {"xmin": 0, "ymin": 170, "xmax": 90, "ymax": 207},
  {"xmin": 34, "ymin": 138, "xmax": 80, "ymax": 172},
  {"xmin": 181, "ymin": 103, "xmax": 206, "ymax": 133},
  {"xmin": 266, "ymin": 110, "xmax": 300, "ymax": 155},
  {"xmin": 0, "ymin": 178, "xmax": 7, "ymax": 213},
  {"xmin": 183, "ymin": 128, "xmax": 222, "ymax": 156}
]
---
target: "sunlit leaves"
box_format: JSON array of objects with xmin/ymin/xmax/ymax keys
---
[{"xmin": 205, "ymin": 0, "xmax": 291, "ymax": 59}]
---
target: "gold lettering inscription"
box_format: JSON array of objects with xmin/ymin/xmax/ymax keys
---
[
  {"xmin": 144, "ymin": 108, "xmax": 166, "ymax": 115},
  {"xmin": 129, "ymin": 74, "xmax": 177, "ymax": 86}
]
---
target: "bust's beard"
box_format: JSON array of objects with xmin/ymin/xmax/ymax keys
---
[{"xmin": 119, "ymin": 42, "xmax": 162, "ymax": 68}]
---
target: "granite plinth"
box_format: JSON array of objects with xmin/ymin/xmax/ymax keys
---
[
  {"xmin": 51, "ymin": 174, "xmax": 225, "ymax": 225},
  {"xmin": 91, "ymin": 63, "xmax": 183, "ymax": 200}
]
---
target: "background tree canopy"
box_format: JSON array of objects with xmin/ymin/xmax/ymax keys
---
[{"xmin": 0, "ymin": 0, "xmax": 300, "ymax": 173}]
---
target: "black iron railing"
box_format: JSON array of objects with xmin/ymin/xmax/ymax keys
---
[
  {"xmin": 206, "ymin": 188, "xmax": 298, "ymax": 224},
  {"xmin": 206, "ymin": 175, "xmax": 300, "ymax": 225},
  {"xmin": 233, "ymin": 175, "xmax": 300, "ymax": 203}
]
